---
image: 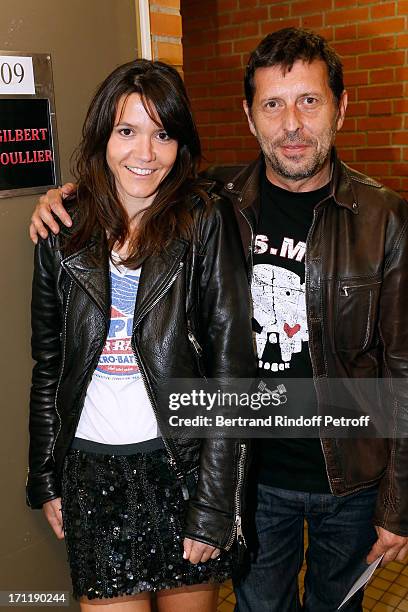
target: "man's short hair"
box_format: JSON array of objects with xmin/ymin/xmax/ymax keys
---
[{"xmin": 244, "ymin": 27, "xmax": 344, "ymax": 108}]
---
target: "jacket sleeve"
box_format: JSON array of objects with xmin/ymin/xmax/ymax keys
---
[
  {"xmin": 26, "ymin": 236, "xmax": 63, "ymax": 509},
  {"xmin": 373, "ymin": 204, "xmax": 408, "ymax": 536},
  {"xmin": 184, "ymin": 196, "xmax": 257, "ymax": 549}
]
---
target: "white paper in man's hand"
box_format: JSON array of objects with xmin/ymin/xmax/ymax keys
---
[{"xmin": 337, "ymin": 554, "xmax": 384, "ymax": 610}]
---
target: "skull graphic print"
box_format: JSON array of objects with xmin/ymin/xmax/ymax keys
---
[{"xmin": 252, "ymin": 264, "xmax": 309, "ymax": 372}]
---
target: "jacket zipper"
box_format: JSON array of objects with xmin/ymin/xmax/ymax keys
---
[
  {"xmin": 70, "ymin": 335, "xmax": 108, "ymax": 443},
  {"xmin": 51, "ymin": 273, "xmax": 110, "ymax": 465},
  {"xmin": 240, "ymin": 208, "xmax": 254, "ymax": 283},
  {"xmin": 188, "ymin": 331, "xmax": 203, "ymax": 356},
  {"xmin": 341, "ymin": 280, "xmax": 381, "ymax": 296},
  {"xmin": 187, "ymin": 326, "xmax": 208, "ymax": 383},
  {"xmin": 131, "ymin": 339, "xmax": 189, "ymax": 497},
  {"xmin": 51, "ymin": 280, "xmax": 73, "ymax": 462},
  {"xmin": 131, "ymin": 260, "xmax": 188, "ymax": 497},
  {"xmin": 224, "ymin": 442, "xmax": 247, "ymax": 550},
  {"xmin": 133, "ymin": 261, "xmax": 184, "ymax": 328},
  {"xmin": 304, "ymin": 209, "xmax": 333, "ymax": 492}
]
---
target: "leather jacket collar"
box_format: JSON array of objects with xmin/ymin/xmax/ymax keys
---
[
  {"xmin": 61, "ymin": 233, "xmax": 189, "ymax": 329},
  {"xmin": 219, "ymin": 149, "xmax": 361, "ymax": 227}
]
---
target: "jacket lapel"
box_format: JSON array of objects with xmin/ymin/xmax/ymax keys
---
[
  {"xmin": 220, "ymin": 156, "xmax": 263, "ymax": 260},
  {"xmin": 133, "ymin": 238, "xmax": 189, "ymax": 327},
  {"xmin": 61, "ymin": 242, "xmax": 111, "ymax": 323}
]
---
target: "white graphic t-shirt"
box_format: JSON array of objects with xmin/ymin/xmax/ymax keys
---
[{"xmin": 75, "ymin": 256, "xmax": 159, "ymax": 444}]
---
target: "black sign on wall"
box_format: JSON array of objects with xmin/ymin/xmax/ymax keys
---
[
  {"xmin": 0, "ymin": 52, "xmax": 60, "ymax": 199},
  {"xmin": 0, "ymin": 98, "xmax": 55, "ymax": 191}
]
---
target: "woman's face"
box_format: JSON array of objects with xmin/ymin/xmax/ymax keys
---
[{"xmin": 106, "ymin": 93, "xmax": 178, "ymax": 216}]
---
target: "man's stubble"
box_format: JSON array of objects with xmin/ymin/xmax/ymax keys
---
[{"xmin": 256, "ymin": 121, "xmax": 338, "ymax": 183}]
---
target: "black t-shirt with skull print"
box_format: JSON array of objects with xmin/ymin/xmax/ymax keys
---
[{"xmin": 251, "ymin": 171, "xmax": 331, "ymax": 493}]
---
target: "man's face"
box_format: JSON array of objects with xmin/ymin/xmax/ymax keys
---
[{"xmin": 243, "ymin": 59, "xmax": 347, "ymax": 190}]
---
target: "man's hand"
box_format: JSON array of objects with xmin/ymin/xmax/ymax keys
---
[
  {"xmin": 183, "ymin": 537, "xmax": 220, "ymax": 564},
  {"xmin": 367, "ymin": 526, "xmax": 408, "ymax": 566},
  {"xmin": 42, "ymin": 497, "xmax": 64, "ymax": 540},
  {"xmin": 29, "ymin": 183, "xmax": 76, "ymax": 244}
]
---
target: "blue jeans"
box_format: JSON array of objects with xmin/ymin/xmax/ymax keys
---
[{"xmin": 234, "ymin": 484, "xmax": 378, "ymax": 612}]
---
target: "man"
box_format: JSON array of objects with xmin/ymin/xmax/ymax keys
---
[{"xmin": 29, "ymin": 28, "xmax": 408, "ymax": 612}]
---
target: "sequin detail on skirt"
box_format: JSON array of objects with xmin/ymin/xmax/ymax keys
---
[{"xmin": 62, "ymin": 448, "xmax": 232, "ymax": 600}]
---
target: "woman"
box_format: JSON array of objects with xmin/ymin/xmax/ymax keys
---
[{"xmin": 27, "ymin": 59, "xmax": 256, "ymax": 612}]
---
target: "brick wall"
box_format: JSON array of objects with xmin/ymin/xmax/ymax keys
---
[
  {"xmin": 149, "ymin": 0, "xmax": 183, "ymax": 69},
  {"xmin": 182, "ymin": 0, "xmax": 408, "ymax": 196}
]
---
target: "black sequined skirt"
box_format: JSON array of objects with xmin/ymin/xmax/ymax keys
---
[{"xmin": 61, "ymin": 445, "xmax": 232, "ymax": 600}]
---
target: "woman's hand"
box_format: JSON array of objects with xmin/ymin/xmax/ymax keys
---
[
  {"xmin": 29, "ymin": 183, "xmax": 75, "ymax": 244},
  {"xmin": 42, "ymin": 497, "xmax": 64, "ymax": 539},
  {"xmin": 183, "ymin": 537, "xmax": 220, "ymax": 564}
]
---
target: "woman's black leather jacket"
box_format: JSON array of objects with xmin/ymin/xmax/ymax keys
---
[{"xmin": 27, "ymin": 191, "xmax": 257, "ymax": 550}]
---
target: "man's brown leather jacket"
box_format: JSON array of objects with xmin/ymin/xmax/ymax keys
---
[{"xmin": 205, "ymin": 151, "xmax": 408, "ymax": 536}]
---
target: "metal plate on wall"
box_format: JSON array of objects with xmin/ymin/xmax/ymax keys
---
[{"xmin": 0, "ymin": 52, "xmax": 61, "ymax": 198}]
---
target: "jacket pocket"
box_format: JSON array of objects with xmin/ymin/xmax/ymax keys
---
[{"xmin": 335, "ymin": 279, "xmax": 381, "ymax": 351}]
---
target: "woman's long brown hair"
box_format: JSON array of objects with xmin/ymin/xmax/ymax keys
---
[{"xmin": 64, "ymin": 60, "xmax": 207, "ymax": 267}]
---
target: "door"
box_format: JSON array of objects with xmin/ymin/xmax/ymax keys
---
[{"xmin": 0, "ymin": 2, "xmax": 138, "ymax": 608}]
